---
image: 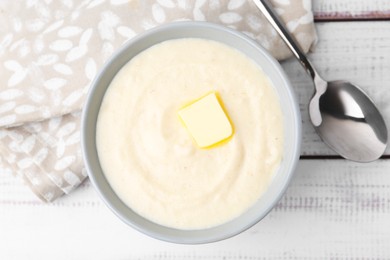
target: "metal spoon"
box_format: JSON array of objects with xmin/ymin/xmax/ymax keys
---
[{"xmin": 252, "ymin": 0, "xmax": 388, "ymax": 162}]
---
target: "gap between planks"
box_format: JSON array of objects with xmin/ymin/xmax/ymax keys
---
[
  {"xmin": 300, "ymin": 155, "xmax": 390, "ymax": 160},
  {"xmin": 314, "ymin": 11, "xmax": 390, "ymax": 22}
]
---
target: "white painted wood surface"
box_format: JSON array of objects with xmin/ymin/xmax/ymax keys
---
[
  {"xmin": 2, "ymin": 160, "xmax": 390, "ymax": 259},
  {"xmin": 2, "ymin": 1, "xmax": 390, "ymax": 259}
]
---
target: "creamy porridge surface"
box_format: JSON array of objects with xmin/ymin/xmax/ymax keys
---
[{"xmin": 96, "ymin": 38, "xmax": 284, "ymax": 229}]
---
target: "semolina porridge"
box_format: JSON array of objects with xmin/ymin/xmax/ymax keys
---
[{"xmin": 96, "ymin": 38, "xmax": 284, "ymax": 230}]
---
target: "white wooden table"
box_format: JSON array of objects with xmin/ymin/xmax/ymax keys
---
[{"xmin": 2, "ymin": 1, "xmax": 390, "ymax": 259}]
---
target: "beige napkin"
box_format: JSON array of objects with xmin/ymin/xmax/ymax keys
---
[{"xmin": 0, "ymin": 0, "xmax": 317, "ymax": 202}]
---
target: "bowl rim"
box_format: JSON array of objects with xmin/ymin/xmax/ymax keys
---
[{"xmin": 81, "ymin": 21, "xmax": 301, "ymax": 244}]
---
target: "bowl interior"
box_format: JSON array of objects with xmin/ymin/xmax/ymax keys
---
[{"xmin": 82, "ymin": 21, "xmax": 301, "ymax": 244}]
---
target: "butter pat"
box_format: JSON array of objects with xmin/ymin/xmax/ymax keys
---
[{"xmin": 178, "ymin": 92, "xmax": 233, "ymax": 148}]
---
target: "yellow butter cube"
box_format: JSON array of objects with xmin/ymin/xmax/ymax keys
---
[{"xmin": 178, "ymin": 92, "xmax": 233, "ymax": 148}]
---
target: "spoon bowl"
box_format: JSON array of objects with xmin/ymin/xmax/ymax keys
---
[
  {"xmin": 253, "ymin": 0, "xmax": 388, "ymax": 162},
  {"xmin": 311, "ymin": 80, "xmax": 387, "ymax": 162}
]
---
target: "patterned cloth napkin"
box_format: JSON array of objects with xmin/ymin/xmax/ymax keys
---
[{"xmin": 0, "ymin": 0, "xmax": 317, "ymax": 202}]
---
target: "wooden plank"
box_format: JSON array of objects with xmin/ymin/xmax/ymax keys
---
[
  {"xmin": 281, "ymin": 21, "xmax": 390, "ymax": 156},
  {"xmin": 1, "ymin": 160, "xmax": 390, "ymax": 259},
  {"xmin": 313, "ymin": 0, "xmax": 390, "ymax": 20}
]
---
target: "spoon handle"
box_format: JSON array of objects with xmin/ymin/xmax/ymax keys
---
[{"xmin": 252, "ymin": 0, "xmax": 317, "ymax": 80}]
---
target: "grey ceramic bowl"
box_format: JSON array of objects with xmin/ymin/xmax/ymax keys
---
[{"xmin": 81, "ymin": 21, "xmax": 301, "ymax": 244}]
